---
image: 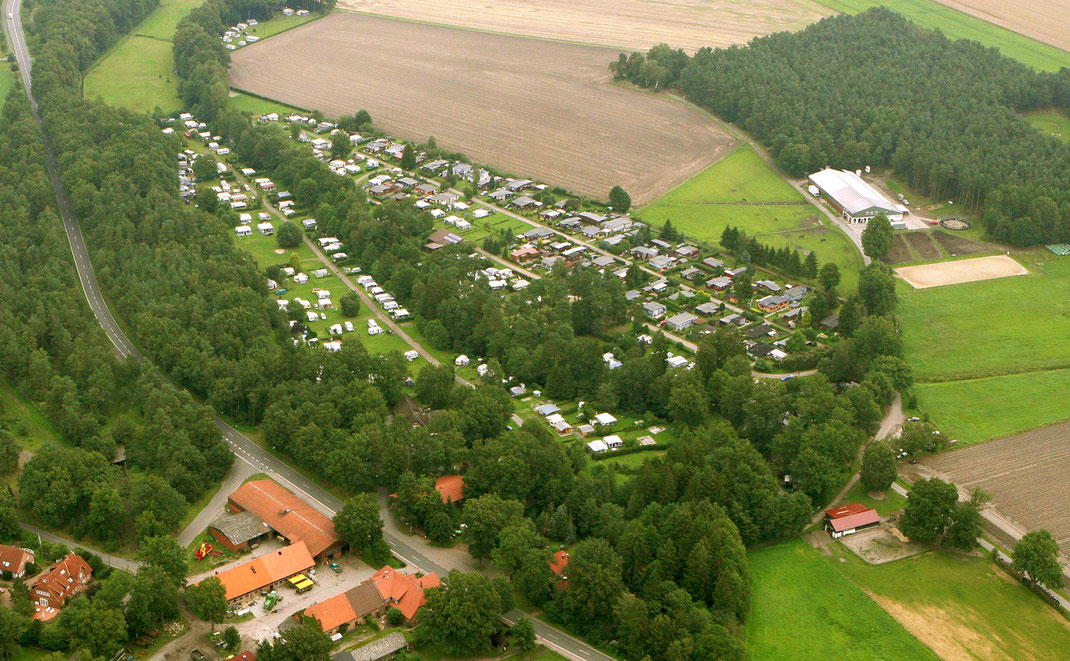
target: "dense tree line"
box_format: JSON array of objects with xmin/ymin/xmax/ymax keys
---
[{"xmin": 614, "ymin": 8, "xmax": 1070, "ymax": 246}]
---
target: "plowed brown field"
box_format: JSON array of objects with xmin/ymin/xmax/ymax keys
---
[
  {"xmin": 229, "ymin": 13, "xmax": 736, "ymax": 204},
  {"xmin": 922, "ymin": 420, "xmax": 1070, "ymax": 555},
  {"xmin": 337, "ymin": 0, "xmax": 831, "ymax": 53},
  {"xmin": 934, "ymin": 0, "xmax": 1070, "ymax": 53}
]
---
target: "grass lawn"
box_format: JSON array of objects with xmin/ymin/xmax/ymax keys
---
[
  {"xmin": 234, "ymin": 227, "xmax": 316, "ymax": 269},
  {"xmin": 227, "ymin": 90, "xmax": 305, "ymax": 115},
  {"xmin": 0, "ymin": 68, "xmax": 15, "ymax": 116},
  {"xmin": 899, "ymin": 253, "xmax": 1070, "ymax": 382},
  {"xmin": 84, "ymin": 36, "xmax": 181, "ymax": 113},
  {"xmin": 745, "ymin": 539, "xmax": 937, "ymax": 660},
  {"xmin": 0, "ymin": 381, "xmax": 62, "ymax": 453},
  {"xmin": 243, "ymin": 12, "xmax": 322, "ymax": 39},
  {"xmin": 638, "ymin": 144, "xmax": 862, "ymax": 291},
  {"xmin": 915, "ymin": 368, "xmax": 1070, "ymax": 445},
  {"xmin": 843, "ymin": 480, "xmax": 907, "ymax": 516},
  {"xmin": 1024, "ymin": 109, "xmax": 1070, "ymax": 143},
  {"xmin": 814, "ymin": 0, "xmax": 1070, "ymax": 72},
  {"xmin": 835, "ymin": 547, "xmax": 1070, "ymax": 660}
]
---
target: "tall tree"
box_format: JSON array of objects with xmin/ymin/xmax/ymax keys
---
[
  {"xmin": 609, "ymin": 186, "xmax": 632, "ymax": 212},
  {"xmin": 333, "ymin": 493, "xmax": 384, "ymax": 553},
  {"xmin": 900, "ymin": 478, "xmax": 958, "ymax": 545},
  {"xmin": 861, "ymin": 214, "xmax": 893, "ymax": 260},
  {"xmin": 860, "ymin": 441, "xmax": 897, "ymax": 492},
  {"xmin": 1013, "ymin": 530, "xmax": 1063, "ymax": 588},
  {"xmin": 185, "ymin": 576, "xmax": 228, "ymax": 632},
  {"xmin": 418, "ymin": 571, "xmax": 504, "ymax": 655}
]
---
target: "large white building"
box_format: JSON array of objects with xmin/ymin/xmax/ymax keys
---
[{"xmin": 808, "ymin": 168, "xmax": 907, "ymax": 224}]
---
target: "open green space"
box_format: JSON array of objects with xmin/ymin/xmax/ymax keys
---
[
  {"xmin": 746, "ymin": 539, "xmax": 936, "ymax": 660},
  {"xmin": 0, "ymin": 381, "xmax": 62, "ymax": 453},
  {"xmin": 836, "ymin": 547, "xmax": 1070, "ymax": 660},
  {"xmin": 814, "ymin": 0, "xmax": 1070, "ymax": 72},
  {"xmin": 82, "ymin": 0, "xmax": 201, "ymax": 113},
  {"xmin": 916, "ymin": 368, "xmax": 1070, "ymax": 445},
  {"xmin": 84, "ymin": 2, "xmax": 322, "ymax": 114},
  {"xmin": 1024, "ymin": 109, "xmax": 1070, "ymax": 143},
  {"xmin": 639, "ymin": 144, "xmax": 862, "ymax": 291},
  {"xmin": 227, "ymin": 90, "xmax": 305, "ymax": 115},
  {"xmin": 842, "ymin": 480, "xmax": 907, "ymax": 516},
  {"xmin": 900, "ymin": 254, "xmax": 1070, "ymax": 382},
  {"xmin": 235, "ymin": 226, "xmax": 316, "ymax": 269},
  {"xmin": 0, "ymin": 68, "xmax": 15, "ymax": 115}
]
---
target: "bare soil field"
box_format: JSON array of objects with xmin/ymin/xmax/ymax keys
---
[
  {"xmin": 896, "ymin": 255, "xmax": 1026, "ymax": 288},
  {"xmin": 934, "ymin": 0, "xmax": 1070, "ymax": 53},
  {"xmin": 923, "ymin": 420, "xmax": 1070, "ymax": 556},
  {"xmin": 904, "ymin": 231, "xmax": 942, "ymax": 260},
  {"xmin": 931, "ymin": 229, "xmax": 991, "ymax": 256},
  {"xmin": 229, "ymin": 13, "xmax": 736, "ymax": 204},
  {"xmin": 337, "ymin": 0, "xmax": 831, "ymax": 53},
  {"xmin": 883, "ymin": 235, "xmax": 913, "ymax": 265}
]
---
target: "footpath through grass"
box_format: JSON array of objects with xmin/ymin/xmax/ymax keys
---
[
  {"xmin": 746, "ymin": 539, "xmax": 937, "ymax": 660},
  {"xmin": 638, "ymin": 144, "xmax": 863, "ymax": 291},
  {"xmin": 814, "ymin": 0, "xmax": 1070, "ymax": 72}
]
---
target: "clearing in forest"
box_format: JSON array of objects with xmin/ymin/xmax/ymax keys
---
[
  {"xmin": 228, "ymin": 12, "xmax": 735, "ymax": 205},
  {"xmin": 337, "ymin": 0, "xmax": 831, "ymax": 53}
]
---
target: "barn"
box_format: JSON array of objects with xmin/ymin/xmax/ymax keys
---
[{"xmin": 808, "ymin": 168, "xmax": 906, "ymax": 224}]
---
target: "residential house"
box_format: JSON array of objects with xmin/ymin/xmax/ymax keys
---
[
  {"xmin": 301, "ymin": 581, "xmax": 387, "ymax": 635},
  {"xmin": 511, "ymin": 196, "xmax": 537, "ymax": 209},
  {"xmin": 367, "ymin": 566, "xmax": 440, "ymax": 623},
  {"xmin": 680, "ymin": 267, "xmax": 703, "ymax": 281},
  {"xmin": 550, "ymin": 550, "xmax": 570, "ymax": 589},
  {"xmin": 578, "ymin": 211, "xmax": 606, "ymax": 224},
  {"xmin": 30, "ymin": 553, "xmax": 92, "ymax": 620},
  {"xmin": 434, "ymin": 475, "xmax": 465, "ymax": 504},
  {"xmin": 706, "ymin": 276, "xmax": 732, "ymax": 292},
  {"xmin": 746, "ymin": 324, "xmax": 776, "ymax": 339},
  {"xmin": 649, "ymin": 255, "xmax": 675, "ymax": 272},
  {"xmin": 630, "ymin": 246, "xmax": 659, "ymax": 261},
  {"xmin": 546, "ymin": 413, "xmax": 573, "ymax": 435},
  {"xmin": 506, "ymin": 179, "xmax": 533, "ymax": 192},
  {"xmin": 0, "ymin": 545, "xmax": 34, "ymax": 579},
  {"xmin": 702, "ymin": 257, "xmax": 725, "ymax": 270},
  {"xmin": 757, "ymin": 295, "xmax": 790, "ymax": 313},
  {"xmin": 593, "ymin": 412, "xmax": 617, "ymax": 427},
  {"xmin": 720, "ymin": 313, "xmax": 745, "ymax": 326},
  {"xmin": 665, "ymin": 312, "xmax": 698, "ymax": 332},
  {"xmin": 642, "ymin": 301, "xmax": 667, "ymax": 319},
  {"xmin": 695, "ymin": 302, "xmax": 720, "ymax": 317},
  {"xmin": 755, "ymin": 280, "xmax": 782, "ymax": 293},
  {"xmin": 674, "ymin": 245, "xmax": 700, "ymax": 259}
]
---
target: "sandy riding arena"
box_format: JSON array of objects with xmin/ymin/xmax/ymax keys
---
[
  {"xmin": 337, "ymin": 0, "xmax": 831, "ymax": 53},
  {"xmin": 896, "ymin": 255, "xmax": 1028, "ymax": 288},
  {"xmin": 229, "ymin": 13, "xmax": 736, "ymax": 204}
]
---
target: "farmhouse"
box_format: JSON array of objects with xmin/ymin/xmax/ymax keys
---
[
  {"xmin": 823, "ymin": 503, "xmax": 880, "ymax": 539},
  {"xmin": 366, "ymin": 566, "xmax": 440, "ymax": 623},
  {"xmin": 212, "ymin": 542, "xmax": 316, "ymax": 606},
  {"xmin": 808, "ymin": 168, "xmax": 906, "ymax": 224},
  {"xmin": 301, "ymin": 581, "xmax": 387, "ymax": 635},
  {"xmin": 30, "ymin": 553, "xmax": 92, "ymax": 620},
  {"xmin": 228, "ymin": 479, "xmax": 344, "ymax": 562},
  {"xmin": 0, "ymin": 544, "xmax": 34, "ymax": 578}
]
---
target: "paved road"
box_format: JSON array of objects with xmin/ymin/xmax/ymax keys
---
[
  {"xmin": 3, "ymin": 9, "xmax": 602, "ymax": 657},
  {"xmin": 19, "ymin": 524, "xmax": 142, "ymax": 573}
]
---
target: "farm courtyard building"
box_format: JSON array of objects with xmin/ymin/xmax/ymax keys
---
[
  {"xmin": 823, "ymin": 503, "xmax": 880, "ymax": 539},
  {"xmin": 808, "ymin": 168, "xmax": 906, "ymax": 223},
  {"xmin": 228, "ymin": 479, "xmax": 344, "ymax": 562},
  {"xmin": 211, "ymin": 541, "xmax": 316, "ymax": 605}
]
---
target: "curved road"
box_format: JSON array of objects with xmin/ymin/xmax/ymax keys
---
[{"xmin": 2, "ymin": 4, "xmax": 608, "ymax": 659}]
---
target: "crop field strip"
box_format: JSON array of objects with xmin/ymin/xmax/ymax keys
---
[
  {"xmin": 337, "ymin": 0, "xmax": 832, "ymax": 53},
  {"xmin": 228, "ymin": 12, "xmax": 736, "ymax": 205},
  {"xmin": 922, "ymin": 420, "xmax": 1070, "ymax": 557},
  {"xmin": 815, "ymin": 0, "xmax": 1070, "ymax": 71}
]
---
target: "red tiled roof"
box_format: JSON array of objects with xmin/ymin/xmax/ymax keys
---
[
  {"xmin": 367, "ymin": 566, "xmax": 439, "ymax": 620},
  {"xmin": 828, "ymin": 509, "xmax": 881, "ymax": 533},
  {"xmin": 229, "ymin": 480, "xmax": 339, "ymax": 558},
  {"xmin": 305, "ymin": 582, "xmax": 385, "ymax": 632},
  {"xmin": 212, "ymin": 541, "xmax": 315, "ymax": 601},
  {"xmin": 434, "ymin": 475, "xmax": 465, "ymax": 504},
  {"xmin": 0, "ymin": 544, "xmax": 33, "ymax": 576},
  {"xmin": 824, "ymin": 503, "xmax": 871, "ymax": 519},
  {"xmin": 31, "ymin": 553, "xmax": 92, "ymax": 619},
  {"xmin": 549, "ymin": 550, "xmax": 569, "ymax": 577}
]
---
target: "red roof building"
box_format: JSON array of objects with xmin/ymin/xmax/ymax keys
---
[
  {"xmin": 824, "ymin": 504, "xmax": 880, "ymax": 539},
  {"xmin": 366, "ymin": 566, "xmax": 440, "ymax": 622},
  {"xmin": 549, "ymin": 550, "xmax": 570, "ymax": 590},
  {"xmin": 0, "ymin": 544, "xmax": 34, "ymax": 578},
  {"xmin": 30, "ymin": 553, "xmax": 92, "ymax": 620},
  {"xmin": 434, "ymin": 475, "xmax": 465, "ymax": 504},
  {"xmin": 302, "ymin": 581, "xmax": 387, "ymax": 634},
  {"xmin": 228, "ymin": 479, "xmax": 344, "ymax": 562},
  {"xmin": 212, "ymin": 541, "xmax": 316, "ymax": 605}
]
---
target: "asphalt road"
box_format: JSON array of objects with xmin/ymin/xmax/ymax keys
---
[{"xmin": 2, "ymin": 6, "xmax": 607, "ymax": 658}]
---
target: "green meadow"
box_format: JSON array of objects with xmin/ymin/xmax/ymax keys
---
[
  {"xmin": 815, "ymin": 0, "xmax": 1070, "ymax": 72},
  {"xmin": 746, "ymin": 539, "xmax": 936, "ymax": 660},
  {"xmin": 639, "ymin": 145, "xmax": 863, "ymax": 291},
  {"xmin": 1024, "ymin": 109, "xmax": 1070, "ymax": 143},
  {"xmin": 0, "ymin": 68, "xmax": 15, "ymax": 114}
]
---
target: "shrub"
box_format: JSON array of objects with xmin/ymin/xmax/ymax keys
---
[{"xmin": 386, "ymin": 607, "xmax": 405, "ymax": 626}]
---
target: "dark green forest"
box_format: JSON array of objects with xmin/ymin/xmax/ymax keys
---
[{"xmin": 612, "ymin": 8, "xmax": 1070, "ymax": 246}]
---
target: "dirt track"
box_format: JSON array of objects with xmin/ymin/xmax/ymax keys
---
[
  {"xmin": 229, "ymin": 13, "xmax": 736, "ymax": 204},
  {"xmin": 923, "ymin": 420, "xmax": 1070, "ymax": 556},
  {"xmin": 896, "ymin": 255, "xmax": 1027, "ymax": 288},
  {"xmin": 337, "ymin": 0, "xmax": 831, "ymax": 53},
  {"xmin": 934, "ymin": 0, "xmax": 1070, "ymax": 53}
]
